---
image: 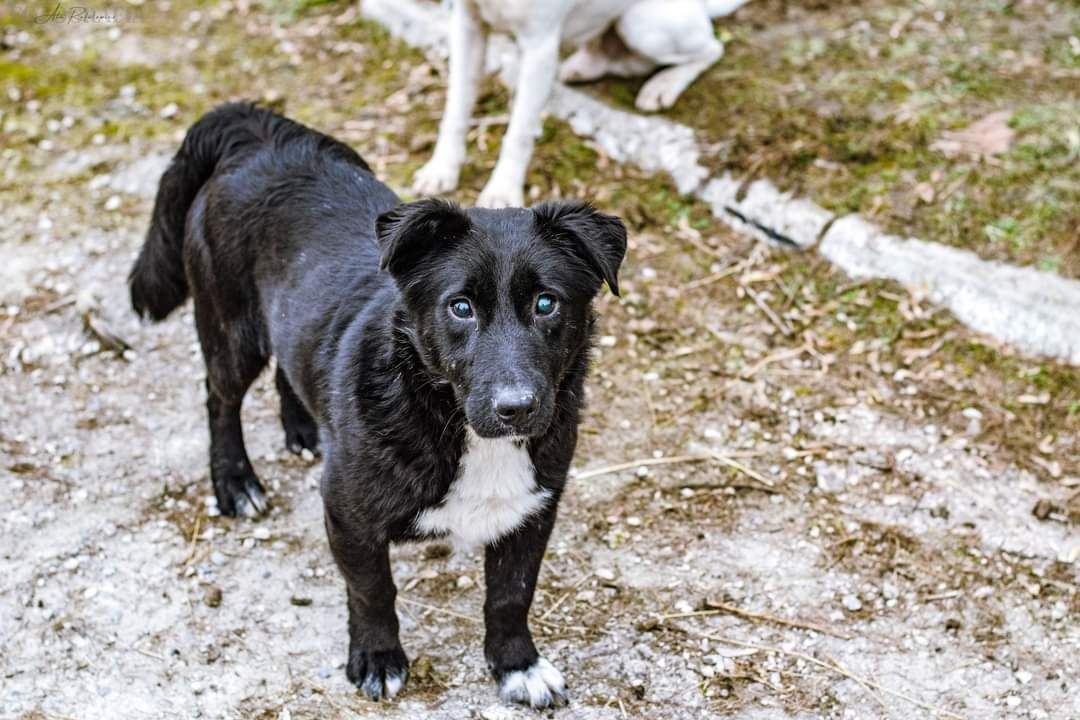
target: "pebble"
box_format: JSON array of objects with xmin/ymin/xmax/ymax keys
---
[
  {"xmin": 456, "ymin": 575, "xmax": 474, "ymax": 589},
  {"xmin": 160, "ymin": 102, "xmax": 179, "ymax": 118},
  {"xmin": 104, "ymin": 195, "xmax": 122, "ymax": 211},
  {"xmin": 300, "ymin": 448, "xmax": 315, "ymax": 463},
  {"xmin": 252, "ymin": 527, "xmax": 271, "ymax": 541},
  {"xmin": 204, "ymin": 585, "xmax": 222, "ymax": 608},
  {"xmin": 1015, "ymin": 670, "xmax": 1032, "ymax": 684},
  {"xmin": 290, "ymin": 596, "xmax": 313, "ymax": 607},
  {"xmin": 210, "ymin": 551, "xmax": 226, "ymax": 566},
  {"xmin": 841, "ymin": 594, "xmax": 862, "ymax": 611},
  {"xmin": 479, "ymin": 705, "xmax": 516, "ymax": 720},
  {"xmin": 595, "ymin": 568, "xmax": 616, "ymax": 582}
]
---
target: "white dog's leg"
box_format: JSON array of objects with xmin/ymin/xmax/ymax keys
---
[
  {"xmin": 412, "ymin": 0, "xmax": 487, "ymax": 196},
  {"xmin": 617, "ymin": 0, "xmax": 724, "ymax": 112},
  {"xmin": 477, "ymin": 33, "xmax": 560, "ymax": 208},
  {"xmin": 560, "ymin": 31, "xmax": 657, "ymax": 83},
  {"xmin": 559, "ymin": 36, "xmax": 611, "ymax": 83}
]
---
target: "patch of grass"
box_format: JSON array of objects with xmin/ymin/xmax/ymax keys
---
[{"xmin": 639, "ymin": 0, "xmax": 1080, "ymax": 277}]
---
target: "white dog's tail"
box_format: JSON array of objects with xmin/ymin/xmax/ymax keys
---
[{"xmin": 705, "ymin": 0, "xmax": 752, "ymax": 18}]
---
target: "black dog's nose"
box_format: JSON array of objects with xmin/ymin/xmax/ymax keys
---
[{"xmin": 493, "ymin": 388, "xmax": 538, "ymax": 425}]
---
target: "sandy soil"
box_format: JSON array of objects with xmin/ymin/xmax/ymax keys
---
[{"xmin": 1, "ymin": 1, "xmax": 1077, "ymax": 718}]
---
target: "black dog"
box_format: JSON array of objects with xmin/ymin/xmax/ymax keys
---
[{"xmin": 129, "ymin": 103, "xmax": 626, "ymax": 707}]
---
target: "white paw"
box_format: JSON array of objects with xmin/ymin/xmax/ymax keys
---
[
  {"xmin": 412, "ymin": 158, "xmax": 461, "ymax": 196},
  {"xmin": 635, "ymin": 73, "xmax": 686, "ymax": 112},
  {"xmin": 476, "ymin": 181, "xmax": 524, "ymax": 209},
  {"xmin": 559, "ymin": 51, "xmax": 607, "ymax": 83},
  {"xmin": 498, "ymin": 657, "xmax": 567, "ymax": 708}
]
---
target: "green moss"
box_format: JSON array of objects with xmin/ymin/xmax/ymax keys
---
[{"xmin": 642, "ymin": 0, "xmax": 1080, "ymax": 277}]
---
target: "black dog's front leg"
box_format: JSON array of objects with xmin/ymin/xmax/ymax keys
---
[
  {"xmin": 324, "ymin": 505, "xmax": 408, "ymax": 701},
  {"xmin": 484, "ymin": 501, "xmax": 567, "ymax": 708}
]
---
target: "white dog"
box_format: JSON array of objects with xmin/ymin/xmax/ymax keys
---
[{"xmin": 413, "ymin": 0, "xmax": 752, "ymax": 208}]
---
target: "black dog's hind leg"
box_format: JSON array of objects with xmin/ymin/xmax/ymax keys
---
[
  {"xmin": 484, "ymin": 502, "xmax": 568, "ymax": 708},
  {"xmin": 324, "ymin": 501, "xmax": 408, "ymax": 700},
  {"xmin": 193, "ymin": 297, "xmax": 270, "ymax": 518},
  {"xmin": 275, "ymin": 366, "xmax": 319, "ymax": 455}
]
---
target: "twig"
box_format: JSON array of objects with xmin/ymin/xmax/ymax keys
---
[
  {"xmin": 181, "ymin": 513, "xmax": 202, "ymax": 570},
  {"xmin": 707, "ymin": 451, "xmax": 775, "ymax": 487},
  {"xmin": 131, "ymin": 645, "xmax": 168, "ymax": 662},
  {"xmin": 740, "ymin": 345, "xmax": 806, "ymax": 379},
  {"xmin": 539, "ymin": 572, "xmax": 593, "ymax": 621},
  {"xmin": 743, "ymin": 284, "xmax": 794, "ymax": 336},
  {"xmin": 573, "ymin": 452, "xmax": 764, "ymax": 482},
  {"xmin": 700, "ymin": 600, "xmax": 852, "ymax": 639},
  {"xmin": 683, "ymin": 263, "xmax": 744, "ymax": 290},
  {"xmin": 678, "ymin": 228, "xmax": 731, "ymax": 262},
  {"xmin": 398, "ymin": 597, "xmax": 481, "ymax": 624},
  {"xmin": 682, "ymin": 627, "xmax": 964, "ymax": 719},
  {"xmin": 399, "ymin": 596, "xmax": 582, "ymax": 633}
]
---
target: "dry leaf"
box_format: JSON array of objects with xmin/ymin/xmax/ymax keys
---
[{"xmin": 931, "ymin": 111, "xmax": 1015, "ymax": 161}]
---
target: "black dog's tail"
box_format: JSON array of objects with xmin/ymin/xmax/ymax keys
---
[{"xmin": 129, "ymin": 102, "xmax": 267, "ymax": 321}]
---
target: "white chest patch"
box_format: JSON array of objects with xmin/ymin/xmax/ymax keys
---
[{"xmin": 414, "ymin": 430, "xmax": 551, "ymax": 549}]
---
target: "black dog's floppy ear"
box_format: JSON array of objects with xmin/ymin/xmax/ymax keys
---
[
  {"xmin": 376, "ymin": 198, "xmax": 471, "ymax": 278},
  {"xmin": 532, "ymin": 200, "xmax": 627, "ymax": 296}
]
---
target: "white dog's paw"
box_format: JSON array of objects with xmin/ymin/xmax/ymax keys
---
[
  {"xmin": 412, "ymin": 158, "xmax": 461, "ymax": 196},
  {"xmin": 498, "ymin": 657, "xmax": 568, "ymax": 708},
  {"xmin": 559, "ymin": 49, "xmax": 608, "ymax": 83},
  {"xmin": 476, "ymin": 181, "xmax": 524, "ymax": 209},
  {"xmin": 635, "ymin": 72, "xmax": 688, "ymax": 112}
]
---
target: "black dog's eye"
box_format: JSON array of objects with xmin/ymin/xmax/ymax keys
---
[
  {"xmin": 535, "ymin": 293, "xmax": 557, "ymax": 316},
  {"xmin": 449, "ymin": 298, "xmax": 474, "ymax": 320}
]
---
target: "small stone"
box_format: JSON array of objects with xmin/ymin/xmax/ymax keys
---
[
  {"xmin": 289, "ymin": 596, "xmax": 313, "ymax": 607},
  {"xmin": 300, "ymin": 448, "xmax": 315, "ymax": 463},
  {"xmin": 1032, "ymin": 499, "xmax": 1057, "ymax": 520},
  {"xmin": 104, "ymin": 195, "xmax": 122, "ymax": 211},
  {"xmin": 1015, "ymin": 670, "xmax": 1032, "ymax": 684},
  {"xmin": 841, "ymin": 594, "xmax": 862, "ymax": 611},
  {"xmin": 595, "ymin": 568, "xmax": 617, "ymax": 582},
  {"xmin": 252, "ymin": 527, "xmax": 271, "ymax": 541},
  {"xmin": 1004, "ymin": 695, "xmax": 1021, "ymax": 708},
  {"xmin": 210, "ymin": 551, "xmax": 226, "ymax": 566},
  {"xmin": 626, "ymin": 516, "xmax": 642, "ymax": 526},
  {"xmin": 160, "ymin": 102, "xmax": 179, "ymax": 118},
  {"xmin": 479, "ymin": 704, "xmax": 516, "ymax": 720},
  {"xmin": 204, "ymin": 585, "xmax": 222, "ymax": 608},
  {"xmin": 456, "ymin": 575, "xmax": 474, "ymax": 589}
]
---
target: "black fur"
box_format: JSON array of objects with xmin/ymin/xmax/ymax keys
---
[{"xmin": 130, "ymin": 103, "xmax": 626, "ymax": 705}]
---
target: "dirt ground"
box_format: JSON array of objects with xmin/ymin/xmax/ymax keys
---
[{"xmin": 1, "ymin": 1, "xmax": 1078, "ymax": 718}]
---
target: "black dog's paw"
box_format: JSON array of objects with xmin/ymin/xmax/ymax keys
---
[
  {"xmin": 497, "ymin": 657, "xmax": 568, "ymax": 708},
  {"xmin": 213, "ymin": 465, "xmax": 268, "ymax": 518},
  {"xmin": 347, "ymin": 644, "xmax": 409, "ymax": 701},
  {"xmin": 283, "ymin": 416, "xmax": 320, "ymax": 456}
]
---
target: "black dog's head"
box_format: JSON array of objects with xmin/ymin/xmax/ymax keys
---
[{"xmin": 376, "ymin": 198, "xmax": 626, "ymax": 439}]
